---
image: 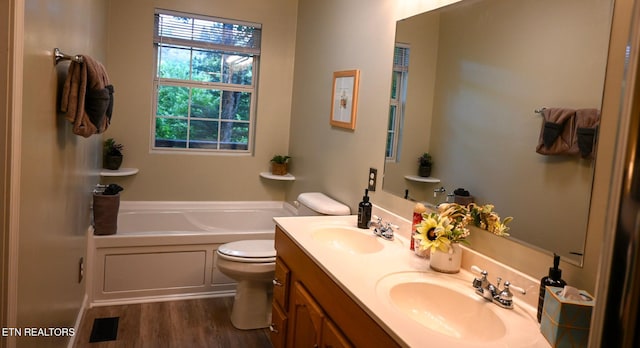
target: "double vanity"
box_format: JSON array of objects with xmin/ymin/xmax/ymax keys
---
[{"xmin": 270, "ymin": 208, "xmax": 549, "ymax": 347}]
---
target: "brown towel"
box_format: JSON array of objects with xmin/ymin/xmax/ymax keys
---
[
  {"xmin": 61, "ymin": 55, "xmax": 114, "ymax": 137},
  {"xmin": 536, "ymin": 108, "xmax": 575, "ymax": 155},
  {"xmin": 573, "ymin": 108, "xmax": 600, "ymax": 158}
]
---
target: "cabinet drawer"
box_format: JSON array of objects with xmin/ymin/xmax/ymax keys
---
[
  {"xmin": 273, "ymin": 258, "xmax": 290, "ymax": 310},
  {"xmin": 270, "ymin": 303, "xmax": 288, "ymax": 348}
]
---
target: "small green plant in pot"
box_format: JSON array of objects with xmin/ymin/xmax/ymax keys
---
[
  {"xmin": 103, "ymin": 138, "xmax": 124, "ymax": 170},
  {"xmin": 418, "ymin": 152, "xmax": 433, "ymax": 177},
  {"xmin": 270, "ymin": 155, "xmax": 291, "ymax": 175}
]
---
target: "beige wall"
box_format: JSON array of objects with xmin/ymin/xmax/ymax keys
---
[
  {"xmin": 287, "ymin": 0, "xmax": 630, "ymax": 292},
  {"xmin": 285, "ymin": 0, "xmax": 398, "ymax": 211},
  {"xmin": 16, "ymin": 0, "xmax": 107, "ymax": 346},
  {"xmin": 103, "ymin": 0, "xmax": 298, "ymax": 201}
]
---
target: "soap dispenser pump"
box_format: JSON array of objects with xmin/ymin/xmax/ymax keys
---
[
  {"xmin": 357, "ymin": 189, "xmax": 372, "ymax": 229},
  {"xmin": 537, "ymin": 253, "xmax": 567, "ymax": 322}
]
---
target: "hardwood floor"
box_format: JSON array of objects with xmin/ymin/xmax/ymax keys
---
[{"xmin": 74, "ymin": 297, "xmax": 273, "ymax": 348}]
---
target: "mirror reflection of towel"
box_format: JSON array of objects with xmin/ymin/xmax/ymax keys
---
[
  {"xmin": 536, "ymin": 108, "xmax": 575, "ymax": 155},
  {"xmin": 573, "ymin": 109, "xmax": 600, "ymax": 159}
]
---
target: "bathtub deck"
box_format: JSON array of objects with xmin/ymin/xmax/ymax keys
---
[
  {"xmin": 74, "ymin": 297, "xmax": 272, "ymax": 348},
  {"xmin": 89, "ymin": 201, "xmax": 293, "ymax": 304}
]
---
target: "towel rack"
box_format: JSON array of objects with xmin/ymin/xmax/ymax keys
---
[{"xmin": 53, "ymin": 48, "xmax": 83, "ymax": 66}]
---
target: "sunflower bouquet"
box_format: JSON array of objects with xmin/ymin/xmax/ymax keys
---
[
  {"xmin": 415, "ymin": 203, "xmax": 472, "ymax": 253},
  {"xmin": 415, "ymin": 202, "xmax": 512, "ymax": 253}
]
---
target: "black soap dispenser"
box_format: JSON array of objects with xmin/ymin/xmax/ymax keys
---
[
  {"xmin": 357, "ymin": 189, "xmax": 372, "ymax": 229},
  {"xmin": 537, "ymin": 253, "xmax": 567, "ymax": 323}
]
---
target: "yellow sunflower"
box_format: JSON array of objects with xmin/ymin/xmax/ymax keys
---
[{"xmin": 416, "ymin": 213, "xmax": 454, "ymax": 252}]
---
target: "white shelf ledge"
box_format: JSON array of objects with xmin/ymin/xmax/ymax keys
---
[
  {"xmin": 260, "ymin": 172, "xmax": 296, "ymax": 181},
  {"xmin": 100, "ymin": 167, "xmax": 139, "ymax": 177},
  {"xmin": 404, "ymin": 175, "xmax": 440, "ymax": 183}
]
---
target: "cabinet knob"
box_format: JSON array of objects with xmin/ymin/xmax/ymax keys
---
[
  {"xmin": 273, "ymin": 279, "xmax": 283, "ymax": 287},
  {"xmin": 269, "ymin": 323, "xmax": 278, "ymax": 333}
]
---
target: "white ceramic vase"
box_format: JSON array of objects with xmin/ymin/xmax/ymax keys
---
[
  {"xmin": 412, "ymin": 235, "xmax": 430, "ymax": 258},
  {"xmin": 429, "ymin": 243, "xmax": 462, "ymax": 273}
]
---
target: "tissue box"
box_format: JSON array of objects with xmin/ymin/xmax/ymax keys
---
[{"xmin": 540, "ymin": 286, "xmax": 594, "ymax": 348}]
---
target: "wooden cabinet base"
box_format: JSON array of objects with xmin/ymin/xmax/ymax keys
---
[{"xmin": 271, "ymin": 226, "xmax": 400, "ymax": 348}]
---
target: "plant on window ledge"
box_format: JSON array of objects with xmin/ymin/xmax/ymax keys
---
[
  {"xmin": 270, "ymin": 155, "xmax": 291, "ymax": 175},
  {"xmin": 103, "ymin": 138, "xmax": 124, "ymax": 170}
]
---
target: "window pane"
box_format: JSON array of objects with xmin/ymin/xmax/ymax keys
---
[
  {"xmin": 154, "ymin": 10, "xmax": 259, "ymax": 153},
  {"xmin": 189, "ymin": 120, "xmax": 219, "ymax": 149},
  {"xmin": 158, "ymin": 46, "xmax": 191, "ymax": 80},
  {"xmin": 222, "ymin": 55, "xmax": 253, "ymax": 85},
  {"xmin": 157, "ymin": 15, "xmax": 194, "ymax": 41},
  {"xmin": 155, "ymin": 118, "xmax": 188, "ymax": 148},
  {"xmin": 219, "ymin": 122, "xmax": 249, "ymax": 150},
  {"xmin": 386, "ymin": 133, "xmax": 394, "ymax": 158},
  {"xmin": 390, "ymin": 72, "xmax": 399, "ymax": 99},
  {"xmin": 220, "ymin": 91, "xmax": 251, "ymax": 121},
  {"xmin": 386, "ymin": 105, "xmax": 397, "ymax": 158},
  {"xmin": 388, "ymin": 105, "xmax": 397, "ymax": 130},
  {"xmin": 192, "ymin": 50, "xmax": 222, "ymax": 82},
  {"xmin": 156, "ymin": 13, "xmax": 261, "ymax": 52},
  {"xmin": 157, "ymin": 85, "xmax": 189, "ymax": 116},
  {"xmin": 191, "ymin": 88, "xmax": 221, "ymax": 118}
]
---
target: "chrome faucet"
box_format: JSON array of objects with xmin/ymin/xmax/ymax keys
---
[
  {"xmin": 471, "ymin": 265, "xmax": 526, "ymax": 309},
  {"xmin": 368, "ymin": 215, "xmax": 398, "ymax": 241}
]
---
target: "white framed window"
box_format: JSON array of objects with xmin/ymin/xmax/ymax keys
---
[
  {"xmin": 386, "ymin": 44, "xmax": 409, "ymax": 162},
  {"xmin": 153, "ymin": 9, "xmax": 261, "ymax": 152}
]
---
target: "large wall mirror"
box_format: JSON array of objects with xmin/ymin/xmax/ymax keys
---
[{"xmin": 383, "ymin": 0, "xmax": 614, "ymax": 265}]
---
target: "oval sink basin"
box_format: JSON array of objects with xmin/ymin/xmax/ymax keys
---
[
  {"xmin": 377, "ymin": 272, "xmax": 507, "ymax": 342},
  {"xmin": 311, "ymin": 226, "xmax": 384, "ymax": 254}
]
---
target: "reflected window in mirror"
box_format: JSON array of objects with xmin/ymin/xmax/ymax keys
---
[{"xmin": 386, "ymin": 44, "xmax": 410, "ymax": 162}]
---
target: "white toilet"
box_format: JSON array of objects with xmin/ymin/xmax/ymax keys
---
[{"xmin": 216, "ymin": 192, "xmax": 350, "ymax": 330}]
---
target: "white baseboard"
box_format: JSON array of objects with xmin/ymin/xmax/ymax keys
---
[
  {"xmin": 89, "ymin": 290, "xmax": 235, "ymax": 308},
  {"xmin": 67, "ymin": 294, "xmax": 89, "ymax": 348}
]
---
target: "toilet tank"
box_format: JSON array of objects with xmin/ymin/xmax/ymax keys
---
[{"xmin": 296, "ymin": 192, "xmax": 351, "ymax": 216}]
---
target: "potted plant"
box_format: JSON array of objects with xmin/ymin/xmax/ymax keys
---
[
  {"xmin": 270, "ymin": 155, "xmax": 291, "ymax": 175},
  {"xmin": 418, "ymin": 152, "xmax": 433, "ymax": 177},
  {"xmin": 103, "ymin": 138, "xmax": 124, "ymax": 170}
]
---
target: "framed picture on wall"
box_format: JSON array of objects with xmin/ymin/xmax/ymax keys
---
[{"xmin": 330, "ymin": 69, "xmax": 360, "ymax": 130}]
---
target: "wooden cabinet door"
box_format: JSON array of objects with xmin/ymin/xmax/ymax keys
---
[
  {"xmin": 289, "ymin": 281, "xmax": 325, "ymax": 347},
  {"xmin": 321, "ymin": 319, "xmax": 353, "ymax": 348},
  {"xmin": 270, "ymin": 302, "xmax": 288, "ymax": 348},
  {"xmin": 273, "ymin": 258, "xmax": 290, "ymax": 310}
]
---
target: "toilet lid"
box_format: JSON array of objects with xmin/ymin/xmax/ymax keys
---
[{"xmin": 217, "ymin": 240, "xmax": 276, "ymax": 260}]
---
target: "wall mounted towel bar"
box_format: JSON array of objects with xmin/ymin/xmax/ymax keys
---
[{"xmin": 53, "ymin": 48, "xmax": 83, "ymax": 66}]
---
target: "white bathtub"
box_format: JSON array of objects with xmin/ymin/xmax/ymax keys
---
[{"xmin": 88, "ymin": 201, "xmax": 295, "ymax": 306}]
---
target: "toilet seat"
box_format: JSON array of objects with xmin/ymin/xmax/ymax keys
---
[{"xmin": 217, "ymin": 240, "xmax": 276, "ymax": 263}]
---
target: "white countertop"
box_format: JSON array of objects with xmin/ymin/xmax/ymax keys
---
[{"xmin": 274, "ymin": 214, "xmax": 550, "ymax": 348}]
